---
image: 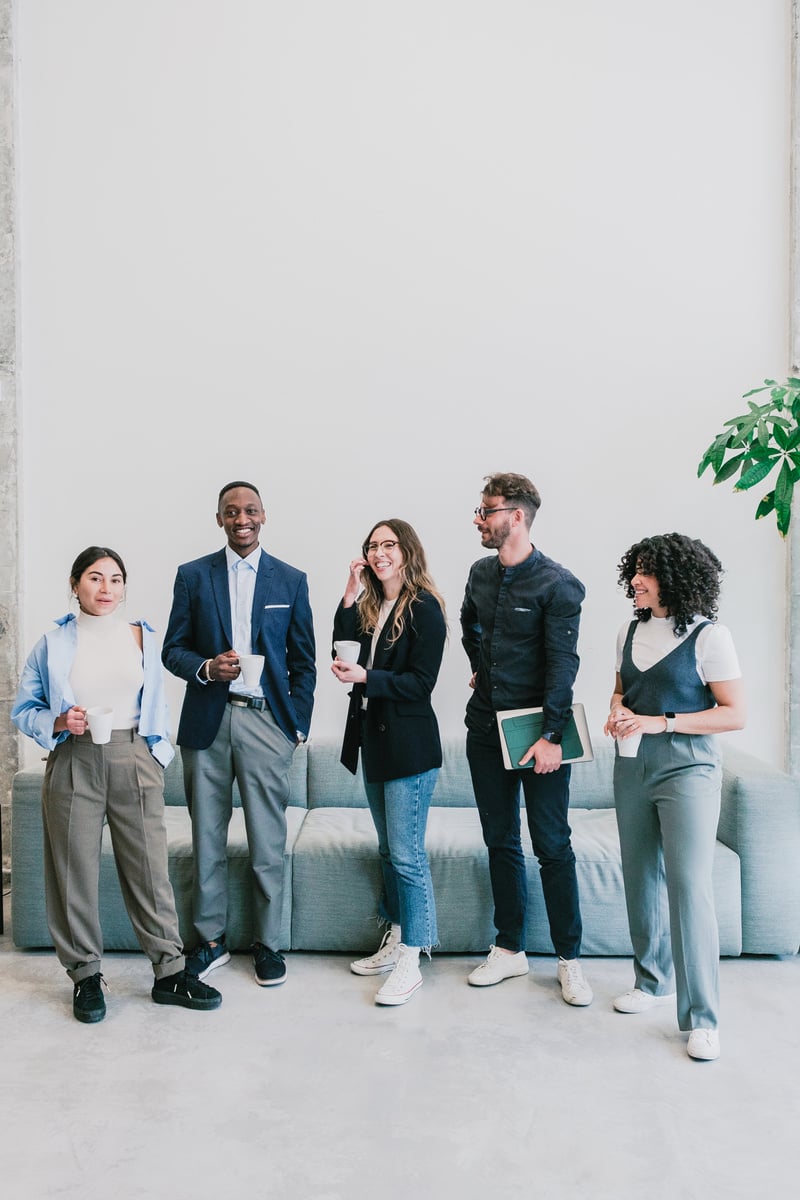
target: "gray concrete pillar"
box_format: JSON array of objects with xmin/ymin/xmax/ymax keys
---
[{"xmin": 0, "ymin": 0, "xmax": 17, "ymax": 896}]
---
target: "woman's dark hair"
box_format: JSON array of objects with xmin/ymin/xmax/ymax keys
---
[
  {"xmin": 69, "ymin": 546, "xmax": 127, "ymax": 588},
  {"xmin": 617, "ymin": 533, "xmax": 722, "ymax": 636}
]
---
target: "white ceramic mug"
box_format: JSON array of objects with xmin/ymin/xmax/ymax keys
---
[
  {"xmin": 238, "ymin": 654, "xmax": 265, "ymax": 688},
  {"xmin": 86, "ymin": 706, "xmax": 114, "ymax": 745},
  {"xmin": 334, "ymin": 640, "xmax": 361, "ymax": 663}
]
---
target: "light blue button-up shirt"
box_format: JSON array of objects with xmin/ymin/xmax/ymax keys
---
[
  {"xmin": 11, "ymin": 613, "xmax": 175, "ymax": 767},
  {"xmin": 226, "ymin": 545, "xmax": 263, "ymax": 697}
]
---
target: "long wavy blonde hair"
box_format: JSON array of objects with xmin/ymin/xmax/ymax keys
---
[{"xmin": 358, "ymin": 518, "xmax": 446, "ymax": 643}]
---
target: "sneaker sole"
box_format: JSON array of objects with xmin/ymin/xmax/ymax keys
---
[
  {"xmin": 74, "ymin": 1006, "xmax": 106, "ymax": 1024},
  {"xmin": 254, "ymin": 971, "xmax": 287, "ymax": 987},
  {"xmin": 350, "ymin": 961, "xmax": 398, "ymax": 976},
  {"xmin": 467, "ymin": 967, "xmax": 529, "ymax": 987},
  {"xmin": 152, "ymin": 992, "xmax": 222, "ymax": 1010},
  {"xmin": 191, "ymin": 951, "xmax": 231, "ymax": 982},
  {"xmin": 375, "ymin": 978, "xmax": 423, "ymax": 1006},
  {"xmin": 613, "ymin": 993, "xmax": 676, "ymax": 1014},
  {"xmin": 561, "ymin": 990, "xmax": 594, "ymax": 1007}
]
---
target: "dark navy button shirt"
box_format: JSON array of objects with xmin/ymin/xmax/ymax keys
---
[{"xmin": 460, "ymin": 546, "xmax": 584, "ymax": 735}]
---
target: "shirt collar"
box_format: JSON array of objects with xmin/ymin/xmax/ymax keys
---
[{"xmin": 225, "ymin": 545, "xmax": 261, "ymax": 572}]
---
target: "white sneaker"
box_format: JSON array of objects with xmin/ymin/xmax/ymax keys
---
[
  {"xmin": 687, "ymin": 1029, "xmax": 720, "ymax": 1061},
  {"xmin": 557, "ymin": 958, "xmax": 593, "ymax": 1006},
  {"xmin": 467, "ymin": 945, "xmax": 529, "ymax": 987},
  {"xmin": 374, "ymin": 946, "xmax": 423, "ymax": 1006},
  {"xmin": 613, "ymin": 988, "xmax": 676, "ymax": 1014},
  {"xmin": 350, "ymin": 926, "xmax": 401, "ymax": 976}
]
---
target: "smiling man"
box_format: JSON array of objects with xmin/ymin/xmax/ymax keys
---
[{"xmin": 163, "ymin": 481, "xmax": 316, "ymax": 989}]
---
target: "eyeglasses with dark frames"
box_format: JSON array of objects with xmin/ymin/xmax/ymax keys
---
[
  {"xmin": 365, "ymin": 539, "xmax": 400, "ymax": 554},
  {"xmin": 474, "ymin": 506, "xmax": 517, "ymax": 521}
]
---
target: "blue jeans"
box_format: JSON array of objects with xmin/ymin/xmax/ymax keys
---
[
  {"xmin": 362, "ymin": 767, "xmax": 439, "ymax": 950},
  {"xmin": 466, "ymin": 726, "xmax": 582, "ymax": 958}
]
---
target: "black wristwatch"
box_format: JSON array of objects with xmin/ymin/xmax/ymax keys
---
[{"xmin": 542, "ymin": 730, "xmax": 563, "ymax": 745}]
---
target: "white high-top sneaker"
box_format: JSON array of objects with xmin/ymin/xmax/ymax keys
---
[
  {"xmin": 374, "ymin": 945, "xmax": 423, "ymax": 1006},
  {"xmin": 350, "ymin": 926, "xmax": 402, "ymax": 976}
]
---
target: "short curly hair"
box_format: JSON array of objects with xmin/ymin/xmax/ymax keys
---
[{"xmin": 616, "ymin": 533, "xmax": 723, "ymax": 636}]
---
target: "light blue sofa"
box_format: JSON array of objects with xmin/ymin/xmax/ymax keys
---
[{"xmin": 10, "ymin": 738, "xmax": 800, "ymax": 957}]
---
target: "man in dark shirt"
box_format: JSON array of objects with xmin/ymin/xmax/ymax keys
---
[{"xmin": 460, "ymin": 472, "xmax": 592, "ymax": 1005}]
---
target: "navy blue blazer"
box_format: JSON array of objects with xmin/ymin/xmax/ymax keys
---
[
  {"xmin": 163, "ymin": 548, "xmax": 316, "ymax": 750},
  {"xmin": 334, "ymin": 589, "xmax": 446, "ymax": 783}
]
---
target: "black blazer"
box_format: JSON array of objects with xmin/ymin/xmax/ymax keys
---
[{"xmin": 333, "ymin": 589, "xmax": 446, "ymax": 783}]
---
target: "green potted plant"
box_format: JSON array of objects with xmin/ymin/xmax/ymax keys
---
[{"xmin": 698, "ymin": 377, "xmax": 800, "ymax": 537}]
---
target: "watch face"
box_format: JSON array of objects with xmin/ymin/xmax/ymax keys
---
[{"xmin": 544, "ymin": 731, "xmax": 562, "ymax": 745}]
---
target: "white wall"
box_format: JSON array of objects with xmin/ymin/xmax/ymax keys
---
[{"xmin": 16, "ymin": 1, "xmax": 790, "ymax": 767}]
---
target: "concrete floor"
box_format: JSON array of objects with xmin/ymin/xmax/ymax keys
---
[{"xmin": 1, "ymin": 891, "xmax": 798, "ymax": 1200}]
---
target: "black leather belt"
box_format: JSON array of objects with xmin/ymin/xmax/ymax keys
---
[{"xmin": 227, "ymin": 695, "xmax": 268, "ymax": 710}]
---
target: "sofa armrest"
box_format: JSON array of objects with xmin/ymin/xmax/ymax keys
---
[{"xmin": 718, "ymin": 746, "xmax": 800, "ymax": 955}]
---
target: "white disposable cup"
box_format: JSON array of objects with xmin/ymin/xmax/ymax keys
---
[
  {"xmin": 334, "ymin": 640, "xmax": 361, "ymax": 663},
  {"xmin": 86, "ymin": 706, "xmax": 114, "ymax": 745},
  {"xmin": 617, "ymin": 732, "xmax": 642, "ymax": 758},
  {"xmin": 238, "ymin": 654, "xmax": 265, "ymax": 688}
]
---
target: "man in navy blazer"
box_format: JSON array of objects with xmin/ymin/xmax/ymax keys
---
[{"xmin": 163, "ymin": 481, "xmax": 316, "ymax": 988}]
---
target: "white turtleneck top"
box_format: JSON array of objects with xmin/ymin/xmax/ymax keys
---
[{"xmin": 69, "ymin": 612, "xmax": 144, "ymax": 729}]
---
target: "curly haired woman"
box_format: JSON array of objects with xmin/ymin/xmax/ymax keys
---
[
  {"xmin": 604, "ymin": 533, "xmax": 745, "ymax": 1061},
  {"xmin": 331, "ymin": 519, "xmax": 447, "ymax": 1007}
]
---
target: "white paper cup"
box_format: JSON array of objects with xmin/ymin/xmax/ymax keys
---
[
  {"xmin": 238, "ymin": 654, "xmax": 265, "ymax": 688},
  {"xmin": 86, "ymin": 706, "xmax": 114, "ymax": 745},
  {"xmin": 617, "ymin": 732, "xmax": 642, "ymax": 758},
  {"xmin": 334, "ymin": 640, "xmax": 361, "ymax": 664}
]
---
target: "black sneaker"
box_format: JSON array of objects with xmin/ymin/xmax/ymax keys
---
[
  {"xmin": 152, "ymin": 969, "xmax": 222, "ymax": 1010},
  {"xmin": 185, "ymin": 937, "xmax": 231, "ymax": 981},
  {"xmin": 253, "ymin": 943, "xmax": 287, "ymax": 987},
  {"xmin": 73, "ymin": 972, "xmax": 107, "ymax": 1024}
]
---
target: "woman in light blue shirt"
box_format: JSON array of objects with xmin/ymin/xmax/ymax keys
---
[{"xmin": 12, "ymin": 545, "xmax": 222, "ymax": 1023}]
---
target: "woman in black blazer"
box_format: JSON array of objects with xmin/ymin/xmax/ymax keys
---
[{"xmin": 332, "ymin": 519, "xmax": 447, "ymax": 1006}]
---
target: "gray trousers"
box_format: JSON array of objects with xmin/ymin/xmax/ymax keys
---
[
  {"xmin": 182, "ymin": 703, "xmax": 295, "ymax": 949},
  {"xmin": 613, "ymin": 733, "xmax": 721, "ymax": 1031},
  {"xmin": 42, "ymin": 730, "xmax": 184, "ymax": 984}
]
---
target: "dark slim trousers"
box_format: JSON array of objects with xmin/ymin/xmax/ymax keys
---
[{"xmin": 466, "ymin": 725, "xmax": 582, "ymax": 958}]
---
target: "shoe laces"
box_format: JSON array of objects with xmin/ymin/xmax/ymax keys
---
[
  {"xmin": 560, "ymin": 958, "xmax": 584, "ymax": 985},
  {"xmin": 391, "ymin": 946, "xmax": 420, "ymax": 981},
  {"xmin": 77, "ymin": 973, "xmax": 107, "ymax": 997}
]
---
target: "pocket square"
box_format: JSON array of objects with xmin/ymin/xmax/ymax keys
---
[{"xmin": 264, "ymin": 604, "xmax": 291, "ymax": 609}]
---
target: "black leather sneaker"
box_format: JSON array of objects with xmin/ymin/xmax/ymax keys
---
[
  {"xmin": 253, "ymin": 943, "xmax": 287, "ymax": 987},
  {"xmin": 73, "ymin": 972, "xmax": 107, "ymax": 1023},
  {"xmin": 152, "ymin": 969, "xmax": 222, "ymax": 1010}
]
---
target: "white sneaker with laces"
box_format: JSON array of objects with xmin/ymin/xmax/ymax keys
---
[
  {"xmin": 558, "ymin": 957, "xmax": 593, "ymax": 1006},
  {"xmin": 350, "ymin": 926, "xmax": 401, "ymax": 976},
  {"xmin": 374, "ymin": 946, "xmax": 423, "ymax": 1006},
  {"xmin": 687, "ymin": 1028, "xmax": 720, "ymax": 1061},
  {"xmin": 467, "ymin": 945, "xmax": 529, "ymax": 987},
  {"xmin": 613, "ymin": 988, "xmax": 676, "ymax": 1014}
]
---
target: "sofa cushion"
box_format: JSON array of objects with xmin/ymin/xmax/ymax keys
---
[{"xmin": 290, "ymin": 804, "xmax": 742, "ymax": 955}]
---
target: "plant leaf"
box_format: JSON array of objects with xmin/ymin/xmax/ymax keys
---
[
  {"xmin": 773, "ymin": 423, "xmax": 789, "ymax": 450},
  {"xmin": 755, "ymin": 490, "xmax": 776, "ymax": 519},
  {"xmin": 735, "ymin": 458, "xmax": 778, "ymax": 491},
  {"xmin": 712, "ymin": 453, "xmax": 746, "ymax": 483},
  {"xmin": 776, "ymin": 458, "xmax": 795, "ymax": 511}
]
